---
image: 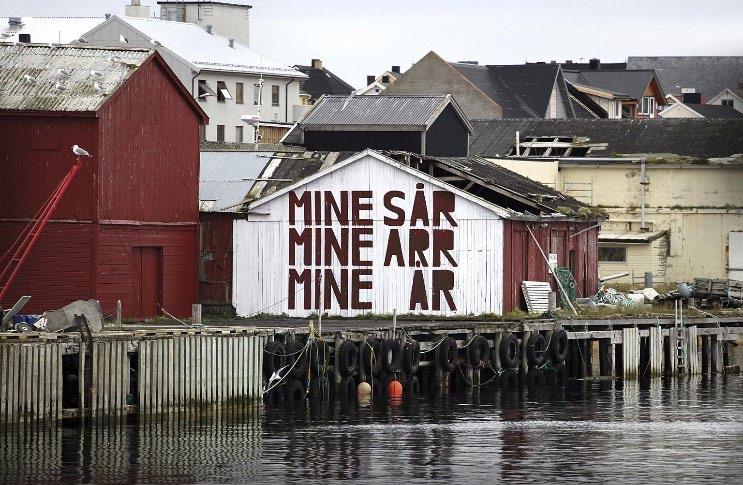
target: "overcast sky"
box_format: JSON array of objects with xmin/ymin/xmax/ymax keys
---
[{"xmin": 4, "ymin": 0, "xmax": 743, "ymax": 87}]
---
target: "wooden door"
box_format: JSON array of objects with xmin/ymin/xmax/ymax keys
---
[{"xmin": 133, "ymin": 247, "xmax": 163, "ymax": 318}]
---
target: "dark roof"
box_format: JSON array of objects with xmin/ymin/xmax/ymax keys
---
[
  {"xmin": 627, "ymin": 56, "xmax": 743, "ymax": 99},
  {"xmin": 294, "ymin": 64, "xmax": 355, "ymax": 101},
  {"xmin": 469, "ymin": 119, "xmax": 743, "ymax": 159},
  {"xmin": 200, "ymin": 141, "xmax": 304, "ymax": 152},
  {"xmin": 555, "ymin": 61, "xmax": 627, "ymax": 70},
  {"xmin": 568, "ymin": 69, "xmax": 659, "ymax": 100},
  {"xmin": 567, "ymin": 83, "xmax": 607, "ymax": 118},
  {"xmin": 451, "ymin": 62, "xmax": 565, "ymax": 118},
  {"xmin": 686, "ymin": 104, "xmax": 743, "ymax": 119}
]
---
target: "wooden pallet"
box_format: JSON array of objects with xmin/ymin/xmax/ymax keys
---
[{"xmin": 521, "ymin": 281, "xmax": 552, "ymax": 313}]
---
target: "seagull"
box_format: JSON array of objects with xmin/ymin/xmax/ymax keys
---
[
  {"xmin": 150, "ymin": 39, "xmax": 161, "ymax": 47},
  {"xmin": 266, "ymin": 365, "xmax": 290, "ymax": 391},
  {"xmin": 23, "ymin": 74, "xmax": 37, "ymax": 84},
  {"xmin": 72, "ymin": 145, "xmax": 91, "ymax": 158},
  {"xmin": 57, "ymin": 68, "xmax": 71, "ymax": 78},
  {"xmin": 93, "ymin": 81, "xmax": 104, "ymax": 94},
  {"xmin": 90, "ymin": 69, "xmax": 103, "ymax": 78},
  {"xmin": 55, "ymin": 82, "xmax": 67, "ymax": 91}
]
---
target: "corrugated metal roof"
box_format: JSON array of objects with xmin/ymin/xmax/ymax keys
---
[
  {"xmin": 599, "ymin": 231, "xmax": 667, "ymax": 243},
  {"xmin": 106, "ymin": 16, "xmax": 305, "ymax": 78},
  {"xmin": 301, "ymin": 95, "xmax": 450, "ymax": 127},
  {"xmin": 0, "ymin": 44, "xmax": 151, "ymax": 112},
  {"xmin": 0, "ymin": 17, "xmax": 105, "ymax": 44},
  {"xmin": 199, "ymin": 151, "xmax": 273, "ymax": 212}
]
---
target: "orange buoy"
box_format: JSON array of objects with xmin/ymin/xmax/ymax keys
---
[{"xmin": 387, "ymin": 379, "xmax": 403, "ymax": 397}]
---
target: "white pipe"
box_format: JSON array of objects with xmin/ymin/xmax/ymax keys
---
[
  {"xmin": 516, "ymin": 130, "xmax": 520, "ymax": 157},
  {"xmin": 640, "ymin": 158, "xmax": 647, "ymax": 230}
]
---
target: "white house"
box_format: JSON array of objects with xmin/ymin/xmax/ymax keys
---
[
  {"xmin": 81, "ymin": 15, "xmax": 306, "ymax": 143},
  {"xmin": 359, "ymin": 67, "xmax": 401, "ymax": 95},
  {"xmin": 0, "ymin": 16, "xmax": 105, "ymax": 44},
  {"xmin": 157, "ymin": 0, "xmax": 251, "ymax": 47},
  {"xmin": 659, "ymin": 101, "xmax": 743, "ymax": 119},
  {"xmin": 707, "ymin": 86, "xmax": 743, "ymax": 114}
]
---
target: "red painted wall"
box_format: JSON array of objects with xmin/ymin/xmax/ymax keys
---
[
  {"xmin": 199, "ymin": 212, "xmax": 233, "ymax": 308},
  {"xmin": 502, "ymin": 220, "xmax": 599, "ymax": 313}
]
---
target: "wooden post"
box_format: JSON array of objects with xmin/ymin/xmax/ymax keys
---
[
  {"xmin": 669, "ymin": 328, "xmax": 679, "ymax": 376},
  {"xmin": 78, "ymin": 340, "xmax": 86, "ymax": 420},
  {"xmin": 622, "ymin": 327, "xmax": 640, "ymax": 379},
  {"xmin": 711, "ymin": 333, "xmax": 722, "ymax": 374},
  {"xmin": 115, "ymin": 300, "xmax": 122, "ymax": 329},
  {"xmin": 687, "ymin": 326, "xmax": 700, "ymax": 374},
  {"xmin": 701, "ymin": 335, "xmax": 710, "ymax": 374},
  {"xmin": 192, "ymin": 304, "xmax": 202, "ymax": 326},
  {"xmin": 599, "ymin": 339, "xmax": 612, "ymax": 377},
  {"xmin": 649, "ymin": 326, "xmax": 663, "ymax": 377}
]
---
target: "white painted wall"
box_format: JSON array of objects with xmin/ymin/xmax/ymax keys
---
[
  {"xmin": 730, "ymin": 231, "xmax": 743, "ymax": 280},
  {"xmin": 160, "ymin": 2, "xmax": 250, "ymax": 47},
  {"xmin": 233, "ymin": 153, "xmax": 505, "ymax": 317}
]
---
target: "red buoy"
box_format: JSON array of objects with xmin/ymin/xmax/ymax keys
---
[{"xmin": 387, "ymin": 379, "xmax": 403, "ymax": 397}]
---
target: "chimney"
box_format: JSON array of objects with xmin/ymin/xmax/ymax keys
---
[
  {"xmin": 682, "ymin": 92, "xmax": 702, "ymax": 104},
  {"xmin": 125, "ymin": 0, "xmax": 150, "ymax": 18},
  {"xmin": 228, "ymin": 38, "xmax": 234, "ymax": 48},
  {"xmin": 550, "ymin": 60, "xmax": 556, "ymax": 64},
  {"xmin": 206, "ymin": 25, "xmax": 213, "ymax": 34},
  {"xmin": 105, "ymin": 13, "xmax": 111, "ymax": 19},
  {"xmin": 391, "ymin": 65, "xmax": 400, "ymax": 74},
  {"xmin": 311, "ymin": 59, "xmax": 323, "ymax": 70},
  {"xmin": 367, "ymin": 75, "xmax": 375, "ymax": 85},
  {"xmin": 589, "ymin": 58, "xmax": 601, "ymax": 70},
  {"xmin": 18, "ymin": 33, "xmax": 30, "ymax": 43}
]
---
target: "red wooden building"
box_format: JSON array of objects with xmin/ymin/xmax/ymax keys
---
[{"xmin": 0, "ymin": 45, "xmax": 207, "ymax": 318}]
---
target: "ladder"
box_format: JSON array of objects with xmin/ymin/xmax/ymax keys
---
[
  {"xmin": 0, "ymin": 158, "xmax": 83, "ymax": 302},
  {"xmin": 675, "ymin": 300, "xmax": 686, "ymax": 373}
]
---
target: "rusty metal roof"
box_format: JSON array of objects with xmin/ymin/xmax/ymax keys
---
[{"xmin": 0, "ymin": 44, "xmax": 151, "ymax": 112}]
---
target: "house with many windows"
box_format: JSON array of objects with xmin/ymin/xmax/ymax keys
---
[{"xmin": 80, "ymin": 14, "xmax": 306, "ymax": 143}]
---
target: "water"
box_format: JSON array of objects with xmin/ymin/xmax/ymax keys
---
[{"xmin": 2, "ymin": 377, "xmax": 743, "ymax": 483}]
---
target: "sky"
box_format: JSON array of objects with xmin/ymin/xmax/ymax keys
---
[{"xmin": 4, "ymin": 0, "xmax": 743, "ymax": 87}]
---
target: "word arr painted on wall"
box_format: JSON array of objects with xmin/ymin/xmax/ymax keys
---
[{"xmin": 287, "ymin": 184, "xmax": 458, "ymax": 312}]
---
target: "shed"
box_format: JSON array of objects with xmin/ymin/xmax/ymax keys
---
[
  {"xmin": 282, "ymin": 95, "xmax": 473, "ymax": 157},
  {"xmin": 0, "ymin": 45, "xmax": 207, "ymax": 318},
  {"xmin": 233, "ymin": 149, "xmax": 602, "ymax": 317}
]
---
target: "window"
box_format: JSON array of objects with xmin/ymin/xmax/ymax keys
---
[
  {"xmin": 639, "ymin": 96, "xmax": 655, "ymax": 115},
  {"xmin": 722, "ymin": 99, "xmax": 734, "ymax": 108},
  {"xmin": 235, "ymin": 82, "xmax": 244, "ymax": 104},
  {"xmin": 381, "ymin": 75, "xmax": 390, "ymax": 83},
  {"xmin": 199, "ymin": 124, "xmax": 206, "ymax": 141},
  {"xmin": 216, "ymin": 125, "xmax": 225, "ymax": 142},
  {"xmin": 598, "ymin": 246, "xmax": 627, "ymax": 263},
  {"xmin": 271, "ymin": 85, "xmax": 280, "ymax": 106},
  {"xmin": 235, "ymin": 126, "xmax": 243, "ymax": 143},
  {"xmin": 197, "ymin": 79, "xmax": 215, "ymax": 100},
  {"xmin": 216, "ymin": 81, "xmax": 232, "ymax": 102},
  {"xmin": 254, "ymin": 83, "xmax": 262, "ymax": 105}
]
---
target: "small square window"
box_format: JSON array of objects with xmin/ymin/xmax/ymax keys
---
[
  {"xmin": 721, "ymin": 99, "xmax": 734, "ymax": 108},
  {"xmin": 197, "ymin": 79, "xmax": 215, "ymax": 100},
  {"xmin": 598, "ymin": 246, "xmax": 627, "ymax": 262},
  {"xmin": 235, "ymin": 82, "xmax": 244, "ymax": 104},
  {"xmin": 271, "ymin": 85, "xmax": 280, "ymax": 106},
  {"xmin": 216, "ymin": 81, "xmax": 232, "ymax": 102}
]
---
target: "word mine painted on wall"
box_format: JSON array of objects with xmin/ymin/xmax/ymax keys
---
[{"xmin": 287, "ymin": 183, "xmax": 459, "ymax": 312}]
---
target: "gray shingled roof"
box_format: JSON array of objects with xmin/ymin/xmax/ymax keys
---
[
  {"xmin": 570, "ymin": 69, "xmax": 659, "ymax": 100},
  {"xmin": 628, "ymin": 56, "xmax": 743, "ymax": 99},
  {"xmin": 0, "ymin": 44, "xmax": 151, "ymax": 112},
  {"xmin": 294, "ymin": 64, "xmax": 355, "ymax": 102},
  {"xmin": 686, "ymin": 104, "xmax": 743, "ymax": 119},
  {"xmin": 470, "ymin": 119, "xmax": 743, "ymax": 159},
  {"xmin": 300, "ymin": 94, "xmax": 455, "ymax": 127}
]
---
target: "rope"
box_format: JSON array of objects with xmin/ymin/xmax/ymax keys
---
[{"xmin": 263, "ymin": 344, "xmax": 308, "ymax": 395}]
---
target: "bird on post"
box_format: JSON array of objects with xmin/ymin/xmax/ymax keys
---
[{"xmin": 72, "ymin": 145, "xmax": 91, "ymax": 158}]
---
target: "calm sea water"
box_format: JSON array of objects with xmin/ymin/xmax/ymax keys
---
[{"xmin": 2, "ymin": 376, "xmax": 742, "ymax": 484}]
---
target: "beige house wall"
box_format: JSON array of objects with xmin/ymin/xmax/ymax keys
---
[
  {"xmin": 487, "ymin": 158, "xmax": 743, "ymax": 281},
  {"xmin": 599, "ymin": 238, "xmax": 668, "ymax": 284}
]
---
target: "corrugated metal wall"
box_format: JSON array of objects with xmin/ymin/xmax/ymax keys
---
[{"xmin": 233, "ymin": 154, "xmax": 505, "ymax": 317}]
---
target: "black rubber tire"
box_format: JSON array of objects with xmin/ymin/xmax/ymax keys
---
[
  {"xmin": 309, "ymin": 376, "xmax": 323, "ymax": 401},
  {"xmin": 360, "ymin": 338, "xmax": 378, "ymax": 376},
  {"xmin": 403, "ymin": 340, "xmax": 421, "ymax": 375},
  {"xmin": 526, "ymin": 333, "xmax": 547, "ymax": 366},
  {"xmin": 468, "ymin": 335, "xmax": 490, "ymax": 367},
  {"xmin": 405, "ymin": 375, "xmax": 420, "ymax": 396},
  {"xmin": 286, "ymin": 340, "xmax": 309, "ymax": 379},
  {"xmin": 338, "ymin": 341, "xmax": 359, "ymax": 377},
  {"xmin": 500, "ymin": 333, "xmax": 520, "ymax": 369},
  {"xmin": 370, "ymin": 339, "xmax": 383, "ymax": 376},
  {"xmin": 526, "ymin": 367, "xmax": 547, "ymax": 388},
  {"xmin": 382, "ymin": 339, "xmax": 402, "ymax": 373},
  {"xmin": 286, "ymin": 379, "xmax": 306, "ymax": 402},
  {"xmin": 500, "ymin": 371, "xmax": 518, "ymax": 392},
  {"xmin": 438, "ymin": 336, "xmax": 458, "ymax": 372},
  {"xmin": 309, "ymin": 339, "xmax": 328, "ymax": 375},
  {"xmin": 340, "ymin": 375, "xmax": 356, "ymax": 401},
  {"xmin": 550, "ymin": 329, "xmax": 569, "ymax": 363},
  {"xmin": 551, "ymin": 362, "xmax": 568, "ymax": 388},
  {"xmin": 263, "ymin": 341, "xmax": 285, "ymax": 379}
]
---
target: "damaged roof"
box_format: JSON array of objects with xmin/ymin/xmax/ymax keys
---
[
  {"xmin": 566, "ymin": 69, "xmax": 661, "ymax": 101},
  {"xmin": 470, "ymin": 118, "xmax": 743, "ymax": 159},
  {"xmin": 0, "ymin": 44, "xmax": 151, "ymax": 112}
]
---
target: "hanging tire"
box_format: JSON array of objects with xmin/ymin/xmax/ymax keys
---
[
  {"xmin": 438, "ymin": 336, "xmax": 458, "ymax": 372},
  {"xmin": 551, "ymin": 362, "xmax": 568, "ymax": 387},
  {"xmin": 340, "ymin": 375, "xmax": 356, "ymax": 401},
  {"xmin": 263, "ymin": 341, "xmax": 285, "ymax": 379},
  {"xmin": 403, "ymin": 340, "xmax": 421, "ymax": 375},
  {"xmin": 468, "ymin": 335, "xmax": 490, "ymax": 367},
  {"xmin": 526, "ymin": 333, "xmax": 547, "ymax": 366},
  {"xmin": 286, "ymin": 379, "xmax": 306, "ymax": 402},
  {"xmin": 382, "ymin": 339, "xmax": 402, "ymax": 373},
  {"xmin": 309, "ymin": 339, "xmax": 328, "ymax": 375},
  {"xmin": 500, "ymin": 371, "xmax": 518, "ymax": 392},
  {"xmin": 338, "ymin": 341, "xmax": 358, "ymax": 377},
  {"xmin": 360, "ymin": 338, "xmax": 378, "ymax": 376},
  {"xmin": 550, "ymin": 329, "xmax": 569, "ymax": 363},
  {"xmin": 309, "ymin": 376, "xmax": 323, "ymax": 401},
  {"xmin": 500, "ymin": 333, "xmax": 519, "ymax": 369},
  {"xmin": 286, "ymin": 340, "xmax": 308, "ymax": 379},
  {"xmin": 405, "ymin": 375, "xmax": 420, "ymax": 396},
  {"xmin": 526, "ymin": 367, "xmax": 547, "ymax": 388}
]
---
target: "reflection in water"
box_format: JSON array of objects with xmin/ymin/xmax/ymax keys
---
[{"xmin": 2, "ymin": 378, "xmax": 742, "ymax": 483}]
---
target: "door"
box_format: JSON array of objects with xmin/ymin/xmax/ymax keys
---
[
  {"xmin": 133, "ymin": 247, "xmax": 163, "ymax": 318},
  {"xmin": 730, "ymin": 232, "xmax": 743, "ymax": 280}
]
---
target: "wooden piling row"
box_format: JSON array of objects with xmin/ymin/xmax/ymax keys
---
[
  {"xmin": 0, "ymin": 343, "xmax": 62, "ymax": 424},
  {"xmin": 649, "ymin": 326, "xmax": 663, "ymax": 376},
  {"xmin": 91, "ymin": 340, "xmax": 130, "ymax": 419},
  {"xmin": 686, "ymin": 326, "xmax": 700, "ymax": 374},
  {"xmin": 622, "ymin": 327, "xmax": 640, "ymax": 378}
]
